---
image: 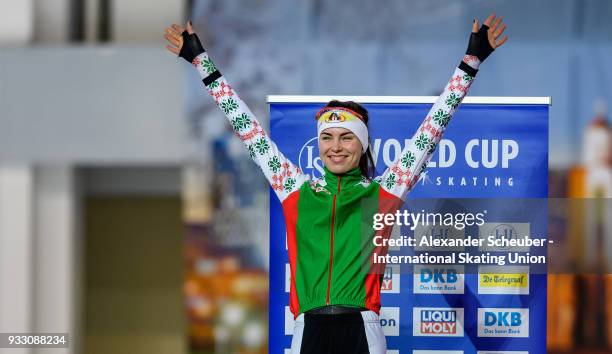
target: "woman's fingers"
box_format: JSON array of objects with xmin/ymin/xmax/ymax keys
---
[
  {"xmin": 186, "ymin": 21, "xmax": 194, "ymax": 34},
  {"xmin": 495, "ymin": 35, "xmax": 508, "ymax": 48},
  {"xmin": 164, "ymin": 24, "xmax": 183, "ymax": 55},
  {"xmin": 166, "ymin": 44, "xmax": 180, "ymax": 55},
  {"xmin": 164, "ymin": 34, "xmax": 182, "ymax": 47},
  {"xmin": 164, "ymin": 33, "xmax": 181, "ymax": 47},
  {"xmin": 171, "ymin": 23, "xmax": 184, "ymax": 33},
  {"xmin": 165, "ymin": 28, "xmax": 177, "ymax": 36},
  {"xmin": 490, "ymin": 16, "xmax": 503, "ymax": 32},
  {"xmin": 166, "ymin": 25, "xmax": 181, "ymax": 36},
  {"xmin": 483, "ymin": 13, "xmax": 495, "ymax": 27},
  {"xmin": 493, "ymin": 23, "xmax": 507, "ymax": 39}
]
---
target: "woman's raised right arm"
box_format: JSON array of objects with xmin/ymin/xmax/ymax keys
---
[{"xmin": 165, "ymin": 22, "xmax": 309, "ymax": 202}]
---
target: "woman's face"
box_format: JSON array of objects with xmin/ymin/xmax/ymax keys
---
[{"xmin": 319, "ymin": 127, "xmax": 363, "ymax": 174}]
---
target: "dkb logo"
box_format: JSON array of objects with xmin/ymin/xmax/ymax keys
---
[
  {"xmin": 478, "ymin": 308, "xmax": 529, "ymax": 337},
  {"xmin": 485, "ymin": 311, "xmax": 522, "ymax": 326},
  {"xmin": 414, "ymin": 265, "xmax": 464, "ymax": 294},
  {"xmin": 421, "ymin": 268, "xmax": 458, "ymax": 284}
]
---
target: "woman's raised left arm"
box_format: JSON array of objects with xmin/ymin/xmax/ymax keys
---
[{"xmin": 377, "ymin": 13, "xmax": 508, "ymax": 201}]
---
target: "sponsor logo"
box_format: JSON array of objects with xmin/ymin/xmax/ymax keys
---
[
  {"xmin": 476, "ymin": 351, "xmax": 528, "ymax": 354},
  {"xmin": 380, "ymin": 307, "xmax": 400, "ymax": 336},
  {"xmin": 478, "ymin": 223, "xmax": 531, "ymax": 252},
  {"xmin": 414, "ymin": 265, "xmax": 464, "ymax": 294},
  {"xmin": 324, "ymin": 111, "xmax": 345, "ymax": 122},
  {"xmin": 382, "ymin": 265, "xmax": 400, "ymax": 294},
  {"xmin": 414, "ymin": 351, "xmax": 463, "ymax": 354},
  {"xmin": 387, "ymin": 351, "xmax": 400, "ymax": 354},
  {"xmin": 284, "ymin": 306, "xmax": 295, "ymax": 335},
  {"xmin": 478, "ymin": 266, "xmax": 529, "ymax": 295},
  {"xmin": 285, "ymin": 263, "xmax": 291, "ymax": 293},
  {"xmin": 413, "ymin": 307, "xmax": 464, "ymax": 337},
  {"xmin": 478, "ymin": 308, "xmax": 529, "ymax": 337},
  {"xmin": 298, "ymin": 136, "xmax": 520, "ymax": 186},
  {"xmin": 298, "ymin": 137, "xmax": 324, "ymax": 178},
  {"xmin": 413, "ymin": 225, "xmax": 466, "ymax": 251}
]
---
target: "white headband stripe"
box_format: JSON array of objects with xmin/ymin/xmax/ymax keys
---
[{"xmin": 317, "ymin": 118, "xmax": 369, "ymax": 154}]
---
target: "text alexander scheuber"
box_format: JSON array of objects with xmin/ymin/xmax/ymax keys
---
[{"xmin": 370, "ymin": 210, "xmax": 547, "ymax": 266}]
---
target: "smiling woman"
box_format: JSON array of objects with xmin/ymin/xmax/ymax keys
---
[
  {"xmin": 165, "ymin": 13, "xmax": 507, "ymax": 354},
  {"xmin": 319, "ymin": 128, "xmax": 361, "ymax": 169},
  {"xmin": 315, "ymin": 100, "xmax": 376, "ymax": 177}
]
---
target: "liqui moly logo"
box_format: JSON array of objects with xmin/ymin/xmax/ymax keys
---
[{"xmin": 413, "ymin": 307, "xmax": 464, "ymax": 337}]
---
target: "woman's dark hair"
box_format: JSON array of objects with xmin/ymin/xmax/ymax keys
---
[{"xmin": 324, "ymin": 100, "xmax": 376, "ymax": 178}]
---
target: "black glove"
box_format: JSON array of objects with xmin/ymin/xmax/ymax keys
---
[
  {"xmin": 465, "ymin": 23, "xmax": 494, "ymax": 62},
  {"xmin": 178, "ymin": 30, "xmax": 205, "ymax": 63}
]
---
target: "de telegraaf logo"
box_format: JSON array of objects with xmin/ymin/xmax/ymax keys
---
[
  {"xmin": 413, "ymin": 307, "xmax": 464, "ymax": 337},
  {"xmin": 414, "ymin": 265, "xmax": 464, "ymax": 294},
  {"xmin": 478, "ymin": 265, "xmax": 529, "ymax": 295},
  {"xmin": 477, "ymin": 308, "xmax": 529, "ymax": 338},
  {"xmin": 298, "ymin": 136, "xmax": 520, "ymax": 186}
]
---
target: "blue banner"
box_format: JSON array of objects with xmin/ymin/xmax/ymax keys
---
[{"xmin": 269, "ymin": 99, "xmax": 549, "ymax": 354}]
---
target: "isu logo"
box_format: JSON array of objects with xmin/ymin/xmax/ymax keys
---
[
  {"xmin": 413, "ymin": 307, "xmax": 464, "ymax": 337},
  {"xmin": 298, "ymin": 136, "xmax": 324, "ymax": 178}
]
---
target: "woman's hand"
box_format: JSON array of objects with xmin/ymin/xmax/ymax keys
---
[
  {"xmin": 466, "ymin": 13, "xmax": 508, "ymax": 63},
  {"xmin": 164, "ymin": 21, "xmax": 193, "ymax": 55},
  {"xmin": 475, "ymin": 13, "xmax": 508, "ymax": 49},
  {"xmin": 164, "ymin": 21, "xmax": 204, "ymax": 63}
]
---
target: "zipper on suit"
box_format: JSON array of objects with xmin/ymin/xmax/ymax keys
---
[{"xmin": 326, "ymin": 175, "xmax": 341, "ymax": 305}]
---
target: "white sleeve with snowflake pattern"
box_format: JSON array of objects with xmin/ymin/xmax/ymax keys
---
[
  {"xmin": 377, "ymin": 55, "xmax": 481, "ymax": 201},
  {"xmin": 191, "ymin": 51, "xmax": 310, "ymax": 202}
]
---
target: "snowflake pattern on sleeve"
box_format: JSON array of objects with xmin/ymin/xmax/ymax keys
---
[
  {"xmin": 378, "ymin": 62, "xmax": 477, "ymax": 201},
  {"xmin": 191, "ymin": 52, "xmax": 310, "ymax": 202}
]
